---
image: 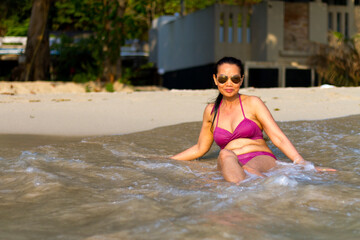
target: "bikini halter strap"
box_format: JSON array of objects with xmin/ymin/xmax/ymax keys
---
[
  {"xmin": 215, "ymin": 99, "xmax": 222, "ymax": 128},
  {"xmin": 239, "ymin": 94, "xmax": 246, "ymax": 118}
]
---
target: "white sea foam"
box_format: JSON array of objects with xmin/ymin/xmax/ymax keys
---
[{"xmin": 265, "ymin": 175, "xmax": 298, "ymax": 187}]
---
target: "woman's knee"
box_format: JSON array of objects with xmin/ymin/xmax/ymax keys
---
[
  {"xmin": 217, "ymin": 149, "xmax": 237, "ymax": 168},
  {"xmin": 217, "ymin": 150, "xmax": 246, "ymax": 183},
  {"xmin": 218, "ymin": 149, "xmax": 235, "ymax": 161}
]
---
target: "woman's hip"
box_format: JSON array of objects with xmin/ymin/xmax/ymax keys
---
[{"xmin": 236, "ymin": 151, "xmax": 277, "ymax": 166}]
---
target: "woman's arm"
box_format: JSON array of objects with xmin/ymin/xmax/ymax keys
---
[
  {"xmin": 251, "ymin": 96, "xmax": 303, "ymax": 163},
  {"xmin": 251, "ymin": 97, "xmax": 335, "ymax": 171},
  {"xmin": 170, "ymin": 104, "xmax": 214, "ymax": 161}
]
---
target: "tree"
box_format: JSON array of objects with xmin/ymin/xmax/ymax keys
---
[
  {"xmin": 52, "ymin": 0, "xmax": 134, "ymax": 82},
  {"xmin": 21, "ymin": 0, "xmax": 52, "ymax": 81},
  {"xmin": 102, "ymin": 0, "xmax": 128, "ymax": 82},
  {"xmin": 308, "ymin": 32, "xmax": 360, "ymax": 86}
]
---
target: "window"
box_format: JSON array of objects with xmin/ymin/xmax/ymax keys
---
[
  {"xmin": 328, "ymin": 12, "xmax": 333, "ymax": 30},
  {"xmin": 336, "ymin": 12, "xmax": 341, "ymax": 33},
  {"xmin": 322, "ymin": 0, "xmax": 347, "ymax": 5},
  {"xmin": 247, "ymin": 13, "xmax": 251, "ymax": 43},
  {"xmin": 237, "ymin": 13, "xmax": 242, "ymax": 43},
  {"xmin": 345, "ymin": 13, "xmax": 348, "ymax": 38},
  {"xmin": 228, "ymin": 14, "xmax": 233, "ymax": 43},
  {"xmin": 219, "ymin": 12, "xmax": 224, "ymax": 42}
]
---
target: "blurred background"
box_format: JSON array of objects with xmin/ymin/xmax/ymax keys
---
[{"xmin": 0, "ymin": 0, "xmax": 359, "ymax": 90}]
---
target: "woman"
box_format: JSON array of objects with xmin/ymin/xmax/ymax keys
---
[{"xmin": 171, "ymin": 57, "xmax": 335, "ymax": 183}]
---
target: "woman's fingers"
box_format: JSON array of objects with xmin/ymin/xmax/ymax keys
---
[
  {"xmin": 315, "ymin": 166, "xmax": 337, "ymax": 172},
  {"xmin": 294, "ymin": 160, "xmax": 337, "ymax": 172}
]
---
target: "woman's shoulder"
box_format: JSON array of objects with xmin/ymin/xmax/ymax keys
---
[
  {"xmin": 241, "ymin": 94, "xmax": 269, "ymax": 117},
  {"xmin": 241, "ymin": 94, "xmax": 263, "ymax": 105},
  {"xmin": 204, "ymin": 103, "xmax": 215, "ymax": 114},
  {"xmin": 241, "ymin": 95, "xmax": 267, "ymax": 115},
  {"xmin": 201, "ymin": 103, "xmax": 215, "ymax": 120}
]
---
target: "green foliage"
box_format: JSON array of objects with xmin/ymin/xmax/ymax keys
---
[
  {"xmin": 140, "ymin": 62, "xmax": 154, "ymax": 69},
  {"xmin": 51, "ymin": 34, "xmax": 101, "ymax": 82},
  {"xmin": 72, "ymin": 73, "xmax": 97, "ymax": 83},
  {"xmin": 52, "ymin": 0, "xmax": 100, "ymax": 32},
  {"xmin": 49, "ymin": 0, "xmax": 262, "ymax": 41},
  {"xmin": 119, "ymin": 68, "xmax": 134, "ymax": 85},
  {"xmin": 0, "ymin": 0, "xmax": 32, "ymax": 36},
  {"xmin": 105, "ymin": 83, "xmax": 115, "ymax": 92},
  {"xmin": 85, "ymin": 85, "xmax": 92, "ymax": 92},
  {"xmin": 52, "ymin": 0, "xmax": 148, "ymax": 80},
  {"xmin": 4, "ymin": 18, "xmax": 30, "ymax": 36},
  {"xmin": 158, "ymin": 0, "xmax": 261, "ymax": 15},
  {"xmin": 119, "ymin": 61, "xmax": 159, "ymax": 86},
  {"xmin": 309, "ymin": 32, "xmax": 360, "ymax": 86}
]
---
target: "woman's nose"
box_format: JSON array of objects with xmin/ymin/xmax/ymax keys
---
[{"xmin": 225, "ymin": 79, "xmax": 232, "ymax": 86}]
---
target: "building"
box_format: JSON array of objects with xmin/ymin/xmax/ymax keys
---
[{"xmin": 149, "ymin": 0, "xmax": 360, "ymax": 89}]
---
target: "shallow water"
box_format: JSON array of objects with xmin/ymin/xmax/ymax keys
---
[{"xmin": 0, "ymin": 115, "xmax": 359, "ymax": 240}]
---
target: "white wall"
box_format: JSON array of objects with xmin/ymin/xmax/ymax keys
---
[
  {"xmin": 156, "ymin": 6, "xmax": 215, "ymax": 72},
  {"xmin": 309, "ymin": 1, "xmax": 328, "ymax": 44},
  {"xmin": 251, "ymin": 2, "xmax": 268, "ymax": 61},
  {"xmin": 149, "ymin": 16, "xmax": 177, "ymax": 65},
  {"xmin": 266, "ymin": 1, "xmax": 284, "ymax": 62}
]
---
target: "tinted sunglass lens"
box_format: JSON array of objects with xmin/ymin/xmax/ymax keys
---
[
  {"xmin": 231, "ymin": 76, "xmax": 241, "ymax": 84},
  {"xmin": 218, "ymin": 75, "xmax": 228, "ymax": 84}
]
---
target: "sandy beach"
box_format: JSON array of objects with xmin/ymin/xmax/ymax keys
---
[{"xmin": 0, "ymin": 81, "xmax": 359, "ymax": 136}]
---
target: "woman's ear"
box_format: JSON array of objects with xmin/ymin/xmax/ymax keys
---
[
  {"xmin": 213, "ymin": 74, "xmax": 218, "ymax": 86},
  {"xmin": 240, "ymin": 75, "xmax": 244, "ymax": 86}
]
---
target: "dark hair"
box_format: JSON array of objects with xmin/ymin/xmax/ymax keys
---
[{"xmin": 211, "ymin": 57, "xmax": 244, "ymax": 130}]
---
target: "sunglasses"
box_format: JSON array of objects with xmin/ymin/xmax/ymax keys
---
[{"xmin": 217, "ymin": 74, "xmax": 242, "ymax": 84}]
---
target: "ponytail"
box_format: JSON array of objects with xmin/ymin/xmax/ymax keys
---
[{"xmin": 211, "ymin": 92, "xmax": 223, "ymax": 131}]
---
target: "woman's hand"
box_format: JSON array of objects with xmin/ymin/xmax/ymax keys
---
[
  {"xmin": 314, "ymin": 166, "xmax": 337, "ymax": 172},
  {"xmin": 171, "ymin": 104, "xmax": 214, "ymax": 161},
  {"xmin": 294, "ymin": 157, "xmax": 336, "ymax": 172}
]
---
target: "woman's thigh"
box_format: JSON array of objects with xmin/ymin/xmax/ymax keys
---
[
  {"xmin": 217, "ymin": 149, "xmax": 247, "ymax": 182},
  {"xmin": 217, "ymin": 149, "xmax": 239, "ymax": 170},
  {"xmin": 244, "ymin": 155, "xmax": 277, "ymax": 173}
]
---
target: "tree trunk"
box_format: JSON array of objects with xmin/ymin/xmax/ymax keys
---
[
  {"xmin": 102, "ymin": 0, "xmax": 127, "ymax": 82},
  {"xmin": 22, "ymin": 0, "xmax": 51, "ymax": 81}
]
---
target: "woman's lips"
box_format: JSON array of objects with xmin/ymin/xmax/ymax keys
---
[{"xmin": 225, "ymin": 89, "xmax": 233, "ymax": 93}]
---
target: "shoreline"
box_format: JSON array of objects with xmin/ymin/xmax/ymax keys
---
[{"xmin": 0, "ymin": 86, "xmax": 359, "ymax": 137}]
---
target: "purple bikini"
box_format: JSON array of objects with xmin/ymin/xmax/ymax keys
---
[{"xmin": 213, "ymin": 95, "xmax": 277, "ymax": 165}]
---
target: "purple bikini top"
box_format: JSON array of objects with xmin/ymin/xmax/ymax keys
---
[{"xmin": 213, "ymin": 95, "xmax": 263, "ymax": 149}]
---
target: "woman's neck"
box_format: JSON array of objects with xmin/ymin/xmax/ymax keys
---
[{"xmin": 222, "ymin": 94, "xmax": 239, "ymax": 107}]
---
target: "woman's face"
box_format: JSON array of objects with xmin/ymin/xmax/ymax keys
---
[{"xmin": 213, "ymin": 63, "xmax": 244, "ymax": 98}]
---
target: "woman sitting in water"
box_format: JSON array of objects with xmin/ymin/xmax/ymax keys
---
[{"xmin": 171, "ymin": 56, "xmax": 334, "ymax": 183}]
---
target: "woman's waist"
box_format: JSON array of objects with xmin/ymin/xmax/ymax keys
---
[{"xmin": 223, "ymin": 139, "xmax": 272, "ymax": 155}]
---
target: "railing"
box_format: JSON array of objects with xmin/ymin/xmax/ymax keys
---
[
  {"xmin": 0, "ymin": 36, "xmax": 148, "ymax": 60},
  {"xmin": 0, "ymin": 36, "xmax": 27, "ymax": 47},
  {"xmin": 328, "ymin": 6, "xmax": 350, "ymax": 38},
  {"xmin": 216, "ymin": 5, "xmax": 251, "ymax": 45},
  {"xmin": 0, "ymin": 37, "xmax": 27, "ymax": 60}
]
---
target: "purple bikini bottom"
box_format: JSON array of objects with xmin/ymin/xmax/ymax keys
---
[{"xmin": 237, "ymin": 151, "xmax": 277, "ymax": 165}]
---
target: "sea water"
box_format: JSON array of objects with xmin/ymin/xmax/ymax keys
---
[{"xmin": 0, "ymin": 115, "xmax": 359, "ymax": 240}]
